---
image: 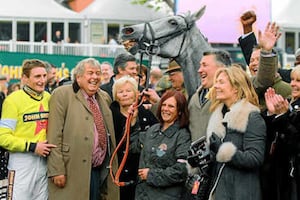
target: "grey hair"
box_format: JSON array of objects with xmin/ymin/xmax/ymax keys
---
[
  {"xmin": 73, "ymin": 58, "xmax": 101, "ymax": 80},
  {"xmin": 203, "ymin": 49, "xmax": 232, "ymax": 67}
]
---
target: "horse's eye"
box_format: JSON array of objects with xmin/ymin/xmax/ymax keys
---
[{"xmin": 168, "ymin": 19, "xmax": 178, "ymax": 26}]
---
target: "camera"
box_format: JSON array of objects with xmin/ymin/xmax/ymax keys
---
[{"xmin": 187, "ymin": 136, "xmax": 211, "ymax": 169}]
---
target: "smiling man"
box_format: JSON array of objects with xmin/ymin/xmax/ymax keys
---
[
  {"xmin": 47, "ymin": 58, "xmax": 119, "ymax": 200},
  {"xmin": 101, "ymin": 53, "xmax": 138, "ymax": 99},
  {"xmin": 0, "ymin": 59, "xmax": 56, "ymax": 200},
  {"xmin": 188, "ymin": 49, "xmax": 232, "ymax": 142}
]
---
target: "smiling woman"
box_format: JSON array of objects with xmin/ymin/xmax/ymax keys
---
[
  {"xmin": 128, "ymin": 90, "xmax": 191, "ymax": 200},
  {"xmin": 206, "ymin": 66, "xmax": 266, "ymax": 200}
]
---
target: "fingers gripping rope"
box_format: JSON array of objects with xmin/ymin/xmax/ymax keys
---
[{"xmin": 109, "ymin": 95, "xmax": 146, "ymax": 187}]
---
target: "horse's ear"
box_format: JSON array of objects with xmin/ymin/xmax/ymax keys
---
[{"xmin": 193, "ymin": 5, "xmax": 206, "ymax": 20}]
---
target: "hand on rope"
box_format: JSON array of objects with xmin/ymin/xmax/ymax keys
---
[{"xmin": 109, "ymin": 93, "xmax": 147, "ymax": 187}]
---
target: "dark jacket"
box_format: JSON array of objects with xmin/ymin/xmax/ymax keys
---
[
  {"xmin": 135, "ymin": 122, "xmax": 191, "ymax": 200},
  {"xmin": 264, "ymin": 98, "xmax": 300, "ymax": 200},
  {"xmin": 110, "ymin": 101, "xmax": 158, "ymax": 200},
  {"xmin": 238, "ymin": 32, "xmax": 257, "ymax": 65},
  {"xmin": 100, "ymin": 76, "xmax": 115, "ymax": 99},
  {"xmin": 207, "ymin": 100, "xmax": 266, "ymax": 200}
]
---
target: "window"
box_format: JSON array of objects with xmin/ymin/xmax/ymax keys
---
[
  {"xmin": 69, "ymin": 23, "xmax": 81, "ymax": 43},
  {"xmin": 0, "ymin": 21, "xmax": 12, "ymax": 40},
  {"xmin": 52, "ymin": 23, "xmax": 64, "ymax": 42},
  {"xmin": 285, "ymin": 32, "xmax": 295, "ymax": 54},
  {"xmin": 107, "ymin": 24, "xmax": 120, "ymax": 44},
  {"xmin": 35, "ymin": 22, "xmax": 47, "ymax": 42},
  {"xmin": 17, "ymin": 21, "xmax": 29, "ymax": 41}
]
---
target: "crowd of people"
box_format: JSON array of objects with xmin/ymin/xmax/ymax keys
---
[{"xmin": 0, "ymin": 10, "xmax": 300, "ymax": 200}]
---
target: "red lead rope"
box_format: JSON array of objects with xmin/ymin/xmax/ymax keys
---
[{"xmin": 109, "ymin": 95, "xmax": 145, "ymax": 186}]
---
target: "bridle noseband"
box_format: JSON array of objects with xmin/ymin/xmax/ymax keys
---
[{"xmin": 138, "ymin": 14, "xmax": 192, "ymax": 58}]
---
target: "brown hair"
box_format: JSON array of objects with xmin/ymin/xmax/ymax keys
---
[
  {"xmin": 156, "ymin": 90, "xmax": 189, "ymax": 128},
  {"xmin": 22, "ymin": 59, "xmax": 46, "ymax": 78}
]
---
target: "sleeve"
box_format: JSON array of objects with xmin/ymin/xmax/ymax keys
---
[
  {"xmin": 224, "ymin": 112, "xmax": 266, "ymax": 169},
  {"xmin": 146, "ymin": 129, "xmax": 191, "ymax": 187},
  {"xmin": 47, "ymin": 90, "xmax": 67, "ymax": 177},
  {"xmin": 0, "ymin": 97, "xmax": 27, "ymax": 152},
  {"xmin": 272, "ymin": 109, "xmax": 300, "ymax": 146},
  {"xmin": 238, "ymin": 32, "xmax": 257, "ymax": 65},
  {"xmin": 252, "ymin": 52, "xmax": 278, "ymax": 96}
]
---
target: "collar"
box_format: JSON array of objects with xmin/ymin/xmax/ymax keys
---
[{"xmin": 23, "ymin": 85, "xmax": 43, "ymax": 101}]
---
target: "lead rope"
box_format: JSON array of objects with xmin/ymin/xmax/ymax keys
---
[{"xmin": 109, "ymin": 52, "xmax": 151, "ymax": 187}]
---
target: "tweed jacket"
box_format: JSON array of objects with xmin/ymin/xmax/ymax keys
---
[
  {"xmin": 206, "ymin": 100, "xmax": 266, "ymax": 200},
  {"xmin": 188, "ymin": 85, "xmax": 211, "ymax": 142},
  {"xmin": 47, "ymin": 84, "xmax": 119, "ymax": 200}
]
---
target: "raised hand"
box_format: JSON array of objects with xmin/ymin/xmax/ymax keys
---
[
  {"xmin": 258, "ymin": 22, "xmax": 282, "ymax": 52},
  {"xmin": 240, "ymin": 10, "xmax": 257, "ymax": 34}
]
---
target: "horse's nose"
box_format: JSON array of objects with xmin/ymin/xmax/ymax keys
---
[{"xmin": 122, "ymin": 27, "xmax": 135, "ymax": 35}]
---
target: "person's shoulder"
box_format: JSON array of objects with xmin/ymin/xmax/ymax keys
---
[{"xmin": 51, "ymin": 85, "xmax": 74, "ymax": 97}]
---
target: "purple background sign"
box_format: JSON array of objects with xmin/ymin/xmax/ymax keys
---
[{"xmin": 177, "ymin": 0, "xmax": 271, "ymax": 44}]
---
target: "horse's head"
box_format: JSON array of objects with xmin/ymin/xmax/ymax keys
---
[{"xmin": 121, "ymin": 6, "xmax": 206, "ymax": 58}]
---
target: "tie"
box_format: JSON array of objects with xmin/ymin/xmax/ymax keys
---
[
  {"xmin": 87, "ymin": 97, "xmax": 107, "ymax": 150},
  {"xmin": 200, "ymin": 88, "xmax": 208, "ymax": 104}
]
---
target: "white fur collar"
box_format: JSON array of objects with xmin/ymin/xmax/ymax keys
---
[{"xmin": 206, "ymin": 99, "xmax": 260, "ymax": 143}]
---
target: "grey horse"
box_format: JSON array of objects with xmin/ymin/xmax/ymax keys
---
[{"xmin": 121, "ymin": 6, "xmax": 212, "ymax": 97}]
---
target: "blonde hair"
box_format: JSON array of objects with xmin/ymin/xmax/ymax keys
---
[
  {"xmin": 209, "ymin": 66, "xmax": 259, "ymax": 111},
  {"xmin": 112, "ymin": 76, "xmax": 138, "ymax": 101},
  {"xmin": 291, "ymin": 65, "xmax": 300, "ymax": 101}
]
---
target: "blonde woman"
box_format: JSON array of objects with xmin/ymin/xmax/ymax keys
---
[
  {"xmin": 111, "ymin": 76, "xmax": 158, "ymax": 200},
  {"xmin": 207, "ymin": 66, "xmax": 266, "ymax": 200}
]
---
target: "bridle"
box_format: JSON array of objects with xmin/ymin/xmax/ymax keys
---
[{"xmin": 138, "ymin": 14, "xmax": 193, "ymax": 58}]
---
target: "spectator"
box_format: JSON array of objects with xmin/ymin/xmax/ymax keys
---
[
  {"xmin": 136, "ymin": 64, "xmax": 148, "ymax": 88},
  {"xmin": 0, "ymin": 59, "xmax": 56, "ymax": 199},
  {"xmin": 7, "ymin": 82, "xmax": 21, "ymax": 96},
  {"xmin": 100, "ymin": 62, "xmax": 114, "ymax": 85},
  {"xmin": 53, "ymin": 30, "xmax": 63, "ymax": 44},
  {"xmin": 110, "ymin": 76, "xmax": 157, "ymax": 200},
  {"xmin": 45, "ymin": 62, "xmax": 57, "ymax": 94},
  {"xmin": 165, "ymin": 60, "xmax": 188, "ymax": 100},
  {"xmin": 132, "ymin": 90, "xmax": 191, "ymax": 200},
  {"xmin": 264, "ymin": 65, "xmax": 300, "ymax": 199},
  {"xmin": 207, "ymin": 66, "xmax": 266, "ymax": 200},
  {"xmin": 189, "ymin": 49, "xmax": 232, "ymax": 142},
  {"xmin": 149, "ymin": 67, "xmax": 163, "ymax": 90},
  {"xmin": 295, "ymin": 48, "xmax": 300, "ymax": 66},
  {"xmin": 47, "ymin": 58, "xmax": 119, "ymax": 200},
  {"xmin": 155, "ymin": 75, "xmax": 172, "ymax": 97},
  {"xmin": 238, "ymin": 10, "xmax": 293, "ymax": 83},
  {"xmin": 101, "ymin": 53, "xmax": 138, "ymax": 99},
  {"xmin": 0, "ymin": 75, "xmax": 8, "ymax": 96}
]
